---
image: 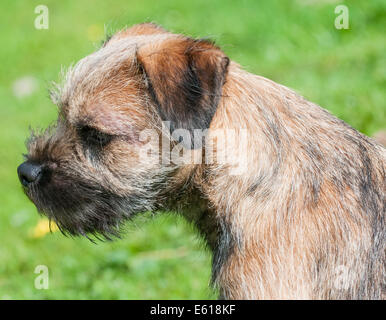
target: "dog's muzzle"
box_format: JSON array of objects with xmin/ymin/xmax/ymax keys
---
[{"xmin": 17, "ymin": 161, "xmax": 43, "ymax": 187}]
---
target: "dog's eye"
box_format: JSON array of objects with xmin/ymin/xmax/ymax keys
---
[{"xmin": 78, "ymin": 126, "xmax": 112, "ymax": 147}]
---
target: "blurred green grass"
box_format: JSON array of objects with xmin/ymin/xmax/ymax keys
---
[{"xmin": 0, "ymin": 0, "xmax": 385, "ymax": 299}]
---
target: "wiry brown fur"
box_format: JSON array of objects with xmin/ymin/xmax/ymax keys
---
[{"xmin": 20, "ymin": 23, "xmax": 385, "ymax": 299}]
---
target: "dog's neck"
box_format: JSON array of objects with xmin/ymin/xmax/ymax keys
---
[{"xmin": 161, "ymin": 164, "xmax": 219, "ymax": 250}]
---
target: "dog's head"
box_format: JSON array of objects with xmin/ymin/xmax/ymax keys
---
[{"xmin": 17, "ymin": 23, "xmax": 229, "ymax": 238}]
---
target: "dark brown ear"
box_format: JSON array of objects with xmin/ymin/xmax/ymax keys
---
[{"xmin": 137, "ymin": 37, "xmax": 229, "ymax": 148}]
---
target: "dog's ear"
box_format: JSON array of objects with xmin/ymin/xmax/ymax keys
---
[{"xmin": 137, "ymin": 37, "xmax": 229, "ymax": 148}]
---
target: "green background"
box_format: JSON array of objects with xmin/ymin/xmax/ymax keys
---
[{"xmin": 0, "ymin": 0, "xmax": 385, "ymax": 299}]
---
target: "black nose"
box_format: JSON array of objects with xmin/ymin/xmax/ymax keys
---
[{"xmin": 17, "ymin": 161, "xmax": 43, "ymax": 187}]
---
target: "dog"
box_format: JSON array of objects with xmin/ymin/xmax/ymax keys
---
[{"xmin": 17, "ymin": 23, "xmax": 385, "ymax": 299}]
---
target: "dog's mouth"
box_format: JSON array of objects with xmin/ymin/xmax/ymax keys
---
[{"xmin": 20, "ymin": 167, "xmax": 147, "ymax": 239}]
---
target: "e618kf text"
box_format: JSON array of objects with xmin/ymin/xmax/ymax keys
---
[{"xmin": 194, "ymin": 304, "xmax": 236, "ymax": 315}]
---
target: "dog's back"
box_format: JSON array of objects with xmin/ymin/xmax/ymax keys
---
[{"xmin": 206, "ymin": 66, "xmax": 386, "ymax": 299}]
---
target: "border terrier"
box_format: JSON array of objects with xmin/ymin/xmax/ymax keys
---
[{"xmin": 18, "ymin": 23, "xmax": 385, "ymax": 299}]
